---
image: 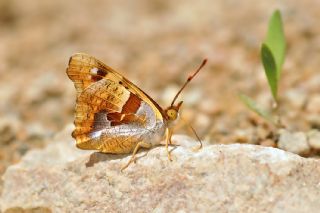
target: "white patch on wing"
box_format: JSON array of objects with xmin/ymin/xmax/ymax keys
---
[
  {"xmin": 90, "ymin": 130, "xmax": 102, "ymax": 138},
  {"xmin": 90, "ymin": 67, "xmax": 99, "ymax": 75},
  {"xmin": 136, "ymin": 102, "xmax": 156, "ymax": 128},
  {"xmin": 136, "ymin": 102, "xmax": 166, "ymax": 145}
]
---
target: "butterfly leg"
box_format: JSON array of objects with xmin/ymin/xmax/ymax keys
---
[
  {"xmin": 121, "ymin": 141, "xmax": 151, "ymax": 171},
  {"xmin": 168, "ymin": 130, "xmax": 173, "ymax": 145},
  {"xmin": 165, "ymin": 128, "xmax": 173, "ymax": 161}
]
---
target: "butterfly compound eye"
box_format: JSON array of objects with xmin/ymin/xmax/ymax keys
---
[{"xmin": 166, "ymin": 108, "xmax": 178, "ymax": 121}]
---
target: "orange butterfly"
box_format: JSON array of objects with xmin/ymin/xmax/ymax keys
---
[{"xmin": 66, "ymin": 53, "xmax": 207, "ymax": 170}]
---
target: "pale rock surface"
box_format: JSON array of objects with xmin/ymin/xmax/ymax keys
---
[{"xmin": 1, "ymin": 126, "xmax": 320, "ymax": 213}]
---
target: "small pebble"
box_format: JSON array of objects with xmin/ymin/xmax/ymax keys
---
[
  {"xmin": 306, "ymin": 95, "xmax": 320, "ymax": 113},
  {"xmin": 0, "ymin": 116, "xmax": 21, "ymax": 145},
  {"xmin": 260, "ymin": 139, "xmax": 276, "ymax": 148},
  {"xmin": 278, "ymin": 129, "xmax": 310, "ymax": 155},
  {"xmin": 285, "ymin": 88, "xmax": 307, "ymax": 109},
  {"xmin": 233, "ymin": 129, "xmax": 256, "ymax": 144},
  {"xmin": 307, "ymin": 130, "xmax": 320, "ymax": 150}
]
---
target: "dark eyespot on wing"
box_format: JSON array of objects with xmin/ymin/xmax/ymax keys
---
[
  {"xmin": 91, "ymin": 75, "xmax": 103, "ymax": 81},
  {"xmin": 97, "ymin": 69, "xmax": 108, "ymax": 76}
]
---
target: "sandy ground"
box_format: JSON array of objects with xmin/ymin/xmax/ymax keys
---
[{"xmin": 0, "ymin": 0, "xmax": 320, "ymax": 192}]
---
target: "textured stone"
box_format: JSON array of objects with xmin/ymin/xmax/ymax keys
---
[{"xmin": 1, "ymin": 131, "xmax": 320, "ymax": 213}]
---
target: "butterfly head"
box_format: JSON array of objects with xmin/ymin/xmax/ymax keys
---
[{"xmin": 165, "ymin": 101, "xmax": 183, "ymax": 122}]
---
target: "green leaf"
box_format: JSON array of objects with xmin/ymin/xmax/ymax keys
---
[
  {"xmin": 261, "ymin": 10, "xmax": 286, "ymax": 102},
  {"xmin": 239, "ymin": 93, "xmax": 275, "ymax": 124},
  {"xmin": 265, "ymin": 10, "xmax": 286, "ymax": 78},
  {"xmin": 261, "ymin": 43, "xmax": 278, "ymax": 100}
]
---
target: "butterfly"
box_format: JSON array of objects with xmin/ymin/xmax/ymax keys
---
[{"xmin": 66, "ymin": 53, "xmax": 207, "ymax": 170}]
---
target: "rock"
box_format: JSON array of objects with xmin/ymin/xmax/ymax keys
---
[
  {"xmin": 260, "ymin": 139, "xmax": 276, "ymax": 147},
  {"xmin": 194, "ymin": 112, "xmax": 211, "ymax": 132},
  {"xmin": 161, "ymin": 85, "xmax": 180, "ymax": 105},
  {"xmin": 307, "ymin": 130, "xmax": 320, "ymax": 150},
  {"xmin": 160, "ymin": 84, "xmax": 203, "ymax": 106},
  {"xmin": 1, "ymin": 132, "xmax": 320, "ymax": 213},
  {"xmin": 22, "ymin": 72, "xmax": 65, "ymax": 105},
  {"xmin": 198, "ymin": 99, "xmax": 221, "ymax": 115},
  {"xmin": 278, "ymin": 129, "xmax": 311, "ymax": 155},
  {"xmin": 307, "ymin": 114, "xmax": 320, "ymax": 129},
  {"xmin": 306, "ymin": 95, "xmax": 320, "ymax": 113},
  {"xmin": 232, "ymin": 128, "xmax": 256, "ymax": 144},
  {"xmin": 285, "ymin": 88, "xmax": 307, "ymax": 109},
  {"xmin": 233, "ymin": 129, "xmax": 250, "ymax": 143},
  {"xmin": 0, "ymin": 117, "xmax": 19, "ymax": 145}
]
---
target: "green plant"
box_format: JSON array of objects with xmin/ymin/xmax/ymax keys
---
[
  {"xmin": 261, "ymin": 10, "xmax": 286, "ymax": 103},
  {"xmin": 240, "ymin": 10, "xmax": 286, "ymax": 126}
]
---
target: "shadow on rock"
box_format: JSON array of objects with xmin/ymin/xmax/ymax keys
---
[{"xmin": 85, "ymin": 152, "xmax": 128, "ymax": 167}]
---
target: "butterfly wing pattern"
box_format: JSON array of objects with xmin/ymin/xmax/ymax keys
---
[{"xmin": 67, "ymin": 53, "xmax": 167, "ymax": 155}]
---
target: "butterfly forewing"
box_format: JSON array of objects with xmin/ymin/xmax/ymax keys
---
[{"xmin": 66, "ymin": 53, "xmax": 117, "ymax": 97}]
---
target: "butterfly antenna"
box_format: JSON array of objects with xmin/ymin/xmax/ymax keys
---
[
  {"xmin": 180, "ymin": 117, "xmax": 203, "ymax": 150},
  {"xmin": 171, "ymin": 58, "xmax": 208, "ymax": 106}
]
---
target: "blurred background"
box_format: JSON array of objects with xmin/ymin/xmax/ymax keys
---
[{"xmin": 0, "ymin": 0, "xmax": 319, "ymax": 191}]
